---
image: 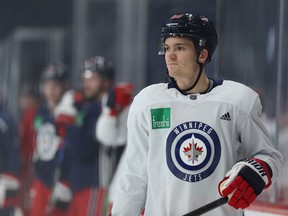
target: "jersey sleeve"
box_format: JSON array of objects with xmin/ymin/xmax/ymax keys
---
[
  {"xmin": 96, "ymin": 106, "xmax": 129, "ymax": 147},
  {"xmin": 236, "ymin": 94, "xmax": 283, "ymax": 181},
  {"xmin": 111, "ymin": 100, "xmax": 148, "ymax": 216}
]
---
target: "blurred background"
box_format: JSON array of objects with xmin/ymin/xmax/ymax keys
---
[{"xmin": 0, "ymin": 0, "xmax": 287, "ymax": 214}]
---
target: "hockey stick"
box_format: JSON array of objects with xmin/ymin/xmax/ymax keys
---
[
  {"xmin": 183, "ymin": 197, "xmax": 228, "ymax": 216},
  {"xmin": 45, "ymin": 137, "xmax": 67, "ymax": 216}
]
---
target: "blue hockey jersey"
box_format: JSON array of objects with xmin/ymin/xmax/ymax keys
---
[
  {"xmin": 34, "ymin": 105, "xmax": 70, "ymax": 188},
  {"xmin": 66, "ymin": 100, "xmax": 102, "ymax": 193}
]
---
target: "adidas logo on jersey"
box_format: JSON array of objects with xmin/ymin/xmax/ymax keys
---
[{"xmin": 220, "ymin": 112, "xmax": 231, "ymax": 121}]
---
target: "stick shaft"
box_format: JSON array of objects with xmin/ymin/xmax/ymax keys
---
[{"xmin": 183, "ymin": 197, "xmax": 228, "ymax": 216}]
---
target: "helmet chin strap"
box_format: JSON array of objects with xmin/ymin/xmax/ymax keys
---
[{"xmin": 168, "ymin": 62, "xmax": 204, "ymax": 94}]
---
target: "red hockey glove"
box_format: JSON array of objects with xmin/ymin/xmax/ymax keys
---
[
  {"xmin": 54, "ymin": 90, "xmax": 80, "ymax": 136},
  {"xmin": 73, "ymin": 91, "xmax": 84, "ymax": 105},
  {"xmin": 55, "ymin": 114, "xmax": 76, "ymax": 137},
  {"xmin": 107, "ymin": 83, "xmax": 133, "ymax": 116},
  {"xmin": 218, "ymin": 158, "xmax": 272, "ymax": 209}
]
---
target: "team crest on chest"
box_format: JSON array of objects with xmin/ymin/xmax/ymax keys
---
[
  {"xmin": 36, "ymin": 122, "xmax": 60, "ymax": 161},
  {"xmin": 166, "ymin": 121, "xmax": 221, "ymax": 183}
]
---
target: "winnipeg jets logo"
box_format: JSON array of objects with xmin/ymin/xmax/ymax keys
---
[
  {"xmin": 183, "ymin": 135, "xmax": 203, "ymax": 164},
  {"xmin": 166, "ymin": 121, "xmax": 221, "ymax": 183}
]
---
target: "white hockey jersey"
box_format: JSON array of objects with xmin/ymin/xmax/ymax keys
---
[{"xmin": 112, "ymin": 80, "xmax": 283, "ymax": 216}]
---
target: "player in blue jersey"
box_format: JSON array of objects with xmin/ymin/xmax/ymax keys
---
[
  {"xmin": 66, "ymin": 56, "xmax": 115, "ymax": 216},
  {"xmin": 30, "ymin": 63, "xmax": 73, "ymax": 216}
]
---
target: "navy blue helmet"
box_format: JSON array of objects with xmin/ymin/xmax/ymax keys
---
[
  {"xmin": 41, "ymin": 63, "xmax": 69, "ymax": 83},
  {"xmin": 82, "ymin": 56, "xmax": 114, "ymax": 80}
]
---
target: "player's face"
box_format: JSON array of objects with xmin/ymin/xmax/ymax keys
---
[
  {"xmin": 82, "ymin": 72, "xmax": 103, "ymax": 100},
  {"xmin": 42, "ymin": 80, "xmax": 64, "ymax": 105},
  {"xmin": 164, "ymin": 37, "xmax": 200, "ymax": 90}
]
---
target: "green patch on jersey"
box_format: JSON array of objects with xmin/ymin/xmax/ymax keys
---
[
  {"xmin": 34, "ymin": 116, "xmax": 43, "ymax": 130},
  {"xmin": 151, "ymin": 108, "xmax": 171, "ymax": 129},
  {"xmin": 76, "ymin": 111, "xmax": 85, "ymax": 126}
]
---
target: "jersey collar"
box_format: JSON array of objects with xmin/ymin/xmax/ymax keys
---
[{"xmin": 167, "ymin": 78, "xmax": 223, "ymax": 95}]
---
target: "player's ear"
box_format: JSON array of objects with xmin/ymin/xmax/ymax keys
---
[{"xmin": 198, "ymin": 49, "xmax": 209, "ymax": 63}]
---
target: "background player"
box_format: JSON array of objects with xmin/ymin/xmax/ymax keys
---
[
  {"xmin": 111, "ymin": 13, "xmax": 283, "ymax": 216},
  {"xmin": 66, "ymin": 56, "xmax": 115, "ymax": 216},
  {"xmin": 30, "ymin": 63, "xmax": 72, "ymax": 216}
]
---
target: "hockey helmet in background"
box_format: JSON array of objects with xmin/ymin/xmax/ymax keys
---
[
  {"xmin": 41, "ymin": 63, "xmax": 69, "ymax": 83},
  {"xmin": 82, "ymin": 56, "xmax": 114, "ymax": 80},
  {"xmin": 159, "ymin": 13, "xmax": 218, "ymax": 63}
]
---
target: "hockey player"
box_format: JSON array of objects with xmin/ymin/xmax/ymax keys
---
[
  {"xmin": 111, "ymin": 13, "xmax": 283, "ymax": 216},
  {"xmin": 0, "ymin": 90, "xmax": 22, "ymax": 216},
  {"xmin": 30, "ymin": 63, "xmax": 73, "ymax": 216},
  {"xmin": 66, "ymin": 56, "xmax": 115, "ymax": 216},
  {"xmin": 95, "ymin": 82, "xmax": 133, "ymax": 214}
]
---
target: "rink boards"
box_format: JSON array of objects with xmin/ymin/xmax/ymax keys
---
[{"xmin": 245, "ymin": 201, "xmax": 288, "ymax": 216}]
